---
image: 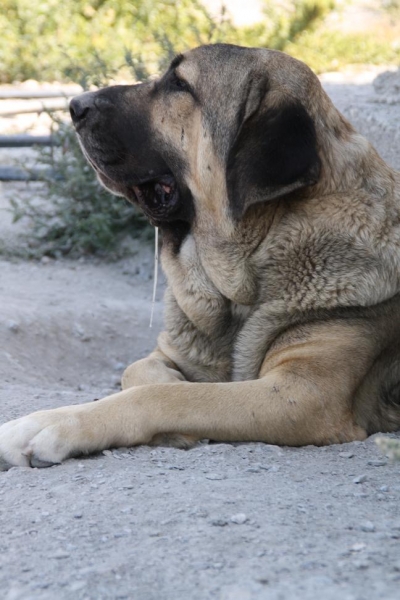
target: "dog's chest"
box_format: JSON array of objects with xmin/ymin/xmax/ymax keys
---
[{"xmin": 164, "ymin": 234, "xmax": 255, "ymax": 321}]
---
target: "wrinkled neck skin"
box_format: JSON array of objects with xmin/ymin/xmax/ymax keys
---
[{"xmin": 159, "ymin": 105, "xmax": 400, "ymax": 383}]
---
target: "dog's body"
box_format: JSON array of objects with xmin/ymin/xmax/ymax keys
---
[{"xmin": 1, "ymin": 44, "xmax": 400, "ymax": 469}]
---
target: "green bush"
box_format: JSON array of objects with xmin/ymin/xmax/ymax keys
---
[
  {"xmin": 288, "ymin": 29, "xmax": 400, "ymax": 73},
  {"xmin": 0, "ymin": 0, "xmax": 335, "ymax": 84},
  {"xmin": 0, "ymin": 0, "xmax": 234, "ymax": 83}
]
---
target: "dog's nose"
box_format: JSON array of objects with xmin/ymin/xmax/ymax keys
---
[{"xmin": 69, "ymin": 92, "xmax": 96, "ymax": 125}]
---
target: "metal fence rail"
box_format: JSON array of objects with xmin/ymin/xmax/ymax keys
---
[
  {"xmin": 0, "ymin": 135, "xmax": 55, "ymax": 148},
  {"xmin": 0, "ymin": 89, "xmax": 79, "ymax": 100},
  {"xmin": 0, "ymin": 88, "xmax": 74, "ymax": 180},
  {"xmin": 0, "ymin": 99, "xmax": 70, "ymax": 117},
  {"xmin": 0, "ymin": 167, "xmax": 58, "ymax": 181}
]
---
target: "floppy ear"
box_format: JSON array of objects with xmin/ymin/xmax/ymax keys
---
[{"xmin": 227, "ymin": 100, "xmax": 321, "ymax": 218}]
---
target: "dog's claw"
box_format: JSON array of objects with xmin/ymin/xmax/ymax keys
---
[{"xmin": 29, "ymin": 456, "xmax": 58, "ymax": 469}]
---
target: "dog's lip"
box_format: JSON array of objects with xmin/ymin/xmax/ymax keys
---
[
  {"xmin": 131, "ymin": 174, "xmax": 175, "ymax": 196},
  {"xmin": 130, "ymin": 174, "xmax": 181, "ymax": 222}
]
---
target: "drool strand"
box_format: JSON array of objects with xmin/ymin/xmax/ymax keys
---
[{"xmin": 149, "ymin": 226, "xmax": 159, "ymax": 328}]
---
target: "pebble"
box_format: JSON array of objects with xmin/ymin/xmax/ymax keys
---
[
  {"xmin": 230, "ymin": 513, "xmax": 248, "ymax": 525},
  {"xmin": 379, "ymin": 485, "xmax": 389, "ymax": 492},
  {"xmin": 351, "ymin": 542, "xmax": 367, "ymax": 552},
  {"xmin": 360, "ymin": 521, "xmax": 375, "ymax": 533},
  {"xmin": 367, "ymin": 460, "xmax": 387, "ymax": 467},
  {"xmin": 113, "ymin": 361, "xmax": 126, "ymax": 371},
  {"xmin": 353, "ymin": 559, "xmax": 369, "ymax": 569},
  {"xmin": 339, "ymin": 452, "xmax": 354, "ymax": 459},
  {"xmin": 51, "ymin": 551, "xmax": 70, "ymax": 559},
  {"xmin": 69, "ymin": 582, "xmax": 87, "ymax": 592},
  {"xmin": 205, "ymin": 473, "xmax": 226, "ymax": 480},
  {"xmin": 353, "ymin": 474, "xmax": 367, "ymax": 484},
  {"xmin": 6, "ymin": 320, "xmax": 19, "ymax": 333},
  {"xmin": 211, "ymin": 518, "xmax": 229, "ymax": 527}
]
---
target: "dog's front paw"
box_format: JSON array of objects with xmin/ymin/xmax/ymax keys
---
[{"xmin": 0, "ymin": 408, "xmax": 82, "ymax": 471}]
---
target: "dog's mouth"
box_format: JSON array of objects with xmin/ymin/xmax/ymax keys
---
[
  {"xmin": 131, "ymin": 174, "xmax": 180, "ymax": 222},
  {"xmin": 78, "ymin": 139, "xmax": 186, "ymax": 226}
]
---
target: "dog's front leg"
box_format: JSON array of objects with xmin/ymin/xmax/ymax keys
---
[{"xmin": 0, "ymin": 363, "xmax": 367, "ymax": 469}]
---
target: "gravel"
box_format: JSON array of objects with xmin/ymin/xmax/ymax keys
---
[{"xmin": 1, "ymin": 69, "xmax": 400, "ymax": 599}]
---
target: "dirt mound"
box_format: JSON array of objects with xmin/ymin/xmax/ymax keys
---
[{"xmin": 374, "ymin": 68, "xmax": 400, "ymax": 97}]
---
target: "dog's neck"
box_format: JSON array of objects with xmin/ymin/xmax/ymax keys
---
[{"xmin": 162, "ymin": 201, "xmax": 278, "ymax": 307}]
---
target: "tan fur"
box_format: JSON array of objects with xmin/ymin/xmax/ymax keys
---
[{"xmin": 1, "ymin": 44, "xmax": 400, "ymax": 469}]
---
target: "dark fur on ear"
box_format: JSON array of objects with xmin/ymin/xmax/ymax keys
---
[{"xmin": 227, "ymin": 100, "xmax": 321, "ymax": 218}]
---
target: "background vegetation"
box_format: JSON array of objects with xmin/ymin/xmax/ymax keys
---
[
  {"xmin": 2, "ymin": 0, "xmax": 399, "ymax": 83},
  {"xmin": 3, "ymin": 0, "xmax": 400, "ymax": 256}
]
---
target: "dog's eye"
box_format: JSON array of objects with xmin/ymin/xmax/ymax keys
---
[{"xmin": 170, "ymin": 73, "xmax": 190, "ymax": 93}]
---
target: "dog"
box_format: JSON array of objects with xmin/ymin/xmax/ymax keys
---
[{"xmin": 1, "ymin": 43, "xmax": 400, "ymax": 469}]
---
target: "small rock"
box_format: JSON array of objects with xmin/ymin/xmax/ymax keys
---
[
  {"xmin": 367, "ymin": 460, "xmax": 387, "ymax": 467},
  {"xmin": 339, "ymin": 452, "xmax": 354, "ymax": 459},
  {"xmin": 211, "ymin": 518, "xmax": 229, "ymax": 527},
  {"xmin": 379, "ymin": 485, "xmax": 389, "ymax": 492},
  {"xmin": 360, "ymin": 521, "xmax": 375, "ymax": 533},
  {"xmin": 52, "ymin": 551, "xmax": 70, "ymax": 559},
  {"xmin": 205, "ymin": 473, "xmax": 226, "ymax": 480},
  {"xmin": 351, "ymin": 542, "xmax": 367, "ymax": 552},
  {"xmin": 353, "ymin": 559, "xmax": 369, "ymax": 570},
  {"xmin": 231, "ymin": 513, "xmax": 248, "ymax": 525},
  {"xmin": 6, "ymin": 320, "xmax": 19, "ymax": 333},
  {"xmin": 113, "ymin": 361, "xmax": 126, "ymax": 371},
  {"xmin": 69, "ymin": 582, "xmax": 87, "ymax": 592},
  {"xmin": 269, "ymin": 465, "xmax": 280, "ymax": 472},
  {"xmin": 220, "ymin": 585, "xmax": 252, "ymax": 600},
  {"xmin": 353, "ymin": 474, "xmax": 367, "ymax": 484},
  {"xmin": 33, "ymin": 582, "xmax": 50, "ymax": 589}
]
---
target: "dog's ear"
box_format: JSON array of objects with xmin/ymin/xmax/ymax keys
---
[{"xmin": 227, "ymin": 100, "xmax": 321, "ymax": 218}]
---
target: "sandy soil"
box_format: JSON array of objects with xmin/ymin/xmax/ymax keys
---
[{"xmin": 1, "ymin": 71, "xmax": 400, "ymax": 600}]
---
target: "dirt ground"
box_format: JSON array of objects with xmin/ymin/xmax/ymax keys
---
[{"xmin": 1, "ymin": 70, "xmax": 400, "ymax": 600}]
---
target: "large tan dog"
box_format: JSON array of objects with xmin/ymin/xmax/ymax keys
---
[{"xmin": 1, "ymin": 44, "xmax": 400, "ymax": 469}]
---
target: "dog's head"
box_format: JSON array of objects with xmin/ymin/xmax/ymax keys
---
[{"xmin": 70, "ymin": 44, "xmax": 352, "ymax": 241}]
